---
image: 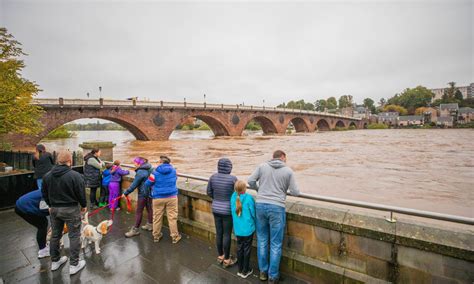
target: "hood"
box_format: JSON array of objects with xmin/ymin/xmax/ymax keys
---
[
  {"xmin": 51, "ymin": 164, "xmax": 71, "ymax": 177},
  {"xmin": 137, "ymin": 162, "xmax": 152, "ymax": 171},
  {"xmin": 156, "ymin": 163, "xmax": 173, "ymax": 175},
  {"xmin": 84, "ymin": 153, "xmax": 94, "ymax": 162},
  {"xmin": 267, "ymin": 159, "xmax": 286, "ymax": 169},
  {"xmin": 217, "ymin": 158, "xmax": 232, "ymax": 174}
]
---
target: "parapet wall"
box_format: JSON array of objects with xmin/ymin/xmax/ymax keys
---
[{"xmin": 121, "ymin": 177, "xmax": 474, "ymax": 284}]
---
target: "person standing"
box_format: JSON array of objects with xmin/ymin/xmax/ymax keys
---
[
  {"xmin": 248, "ymin": 150, "xmax": 300, "ymax": 283},
  {"xmin": 145, "ymin": 155, "xmax": 181, "ymax": 244},
  {"xmin": 42, "ymin": 150, "xmax": 87, "ymax": 275},
  {"xmin": 108, "ymin": 160, "xmax": 129, "ymax": 210},
  {"xmin": 15, "ymin": 189, "xmax": 50, "ymax": 258},
  {"xmin": 83, "ymin": 148, "xmax": 104, "ymax": 209},
  {"xmin": 33, "ymin": 144, "xmax": 54, "ymax": 190},
  {"xmin": 123, "ymin": 157, "xmax": 153, "ymax": 237},
  {"xmin": 206, "ymin": 158, "xmax": 237, "ymax": 268}
]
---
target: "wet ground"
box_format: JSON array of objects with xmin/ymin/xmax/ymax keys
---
[{"xmin": 0, "ymin": 209, "xmax": 306, "ymax": 284}]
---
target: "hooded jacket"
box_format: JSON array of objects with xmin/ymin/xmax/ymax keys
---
[
  {"xmin": 16, "ymin": 189, "xmax": 49, "ymax": 216},
  {"xmin": 145, "ymin": 163, "xmax": 178, "ymax": 199},
  {"xmin": 33, "ymin": 152, "xmax": 54, "ymax": 179},
  {"xmin": 42, "ymin": 164, "xmax": 87, "ymax": 208},
  {"xmin": 110, "ymin": 166, "xmax": 130, "ymax": 183},
  {"xmin": 248, "ymin": 159, "xmax": 299, "ymax": 208},
  {"xmin": 83, "ymin": 153, "xmax": 104, "ymax": 188},
  {"xmin": 207, "ymin": 158, "xmax": 237, "ymax": 215},
  {"xmin": 123, "ymin": 163, "xmax": 152, "ymax": 198}
]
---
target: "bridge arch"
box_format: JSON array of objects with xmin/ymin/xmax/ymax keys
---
[
  {"xmin": 349, "ymin": 121, "xmax": 357, "ymax": 128},
  {"xmin": 316, "ymin": 119, "xmax": 330, "ymax": 131},
  {"xmin": 288, "ymin": 117, "xmax": 310, "ymax": 132},
  {"xmin": 335, "ymin": 120, "xmax": 346, "ymax": 128},
  {"xmin": 178, "ymin": 114, "xmax": 230, "ymax": 136},
  {"xmin": 245, "ymin": 116, "xmax": 278, "ymax": 135}
]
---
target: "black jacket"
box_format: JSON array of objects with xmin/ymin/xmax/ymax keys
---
[
  {"xmin": 83, "ymin": 153, "xmax": 102, "ymax": 188},
  {"xmin": 42, "ymin": 165, "xmax": 87, "ymax": 208},
  {"xmin": 33, "ymin": 152, "xmax": 54, "ymax": 179}
]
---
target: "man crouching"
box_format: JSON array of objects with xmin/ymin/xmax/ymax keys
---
[{"xmin": 42, "ymin": 150, "xmax": 88, "ymax": 275}]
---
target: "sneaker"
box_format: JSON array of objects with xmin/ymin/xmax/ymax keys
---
[
  {"xmin": 241, "ymin": 269, "xmax": 253, "ymax": 279},
  {"xmin": 259, "ymin": 271, "xmax": 268, "ymax": 281},
  {"xmin": 237, "ymin": 272, "xmax": 243, "ymax": 277},
  {"xmin": 51, "ymin": 256, "xmax": 68, "ymax": 271},
  {"xmin": 141, "ymin": 223, "xmax": 153, "ymax": 231},
  {"xmin": 153, "ymin": 233, "xmax": 163, "ymax": 243},
  {"xmin": 172, "ymin": 234, "xmax": 182, "ymax": 244},
  {"xmin": 115, "ymin": 207, "xmax": 121, "ymax": 211},
  {"xmin": 125, "ymin": 227, "xmax": 140, "ymax": 238},
  {"xmin": 222, "ymin": 257, "xmax": 236, "ymax": 268},
  {"xmin": 268, "ymin": 277, "xmax": 279, "ymax": 284},
  {"xmin": 69, "ymin": 260, "xmax": 86, "ymax": 275},
  {"xmin": 38, "ymin": 245, "xmax": 50, "ymax": 259}
]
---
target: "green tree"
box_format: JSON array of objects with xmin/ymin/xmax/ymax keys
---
[
  {"xmin": 326, "ymin": 97, "xmax": 338, "ymax": 109},
  {"xmin": 314, "ymin": 99, "xmax": 327, "ymax": 111},
  {"xmin": 454, "ymin": 89, "xmax": 463, "ymax": 101},
  {"xmin": 363, "ymin": 98, "xmax": 376, "ymax": 113},
  {"xmin": 338, "ymin": 95, "xmax": 353, "ymax": 108},
  {"xmin": 387, "ymin": 86, "xmax": 434, "ymax": 114},
  {"xmin": 0, "ymin": 27, "xmax": 43, "ymax": 147},
  {"xmin": 277, "ymin": 99, "xmax": 314, "ymax": 111},
  {"xmin": 378, "ymin": 98, "xmax": 386, "ymax": 107}
]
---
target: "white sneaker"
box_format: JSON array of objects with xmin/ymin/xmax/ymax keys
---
[
  {"xmin": 51, "ymin": 256, "xmax": 68, "ymax": 271},
  {"xmin": 38, "ymin": 246, "xmax": 50, "ymax": 259},
  {"xmin": 69, "ymin": 260, "xmax": 86, "ymax": 275}
]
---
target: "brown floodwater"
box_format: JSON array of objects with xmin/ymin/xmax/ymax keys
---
[{"xmin": 41, "ymin": 129, "xmax": 474, "ymax": 218}]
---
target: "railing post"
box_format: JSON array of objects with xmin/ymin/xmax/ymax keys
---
[
  {"xmin": 59, "ymin": 97, "xmax": 64, "ymax": 107},
  {"xmin": 99, "ymin": 98, "xmax": 104, "ymax": 108},
  {"xmin": 160, "ymin": 101, "xmax": 164, "ymax": 107},
  {"xmin": 237, "ymin": 104, "xmax": 239, "ymax": 110},
  {"xmin": 183, "ymin": 101, "xmax": 186, "ymax": 108},
  {"xmin": 132, "ymin": 98, "xmax": 137, "ymax": 107},
  {"xmin": 251, "ymin": 105, "xmax": 253, "ymax": 110}
]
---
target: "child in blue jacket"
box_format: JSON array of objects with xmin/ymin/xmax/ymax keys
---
[
  {"xmin": 230, "ymin": 180, "xmax": 256, "ymax": 279},
  {"xmin": 99, "ymin": 163, "xmax": 113, "ymax": 207}
]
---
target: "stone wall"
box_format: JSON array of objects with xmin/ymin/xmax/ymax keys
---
[{"xmin": 120, "ymin": 177, "xmax": 474, "ymax": 284}]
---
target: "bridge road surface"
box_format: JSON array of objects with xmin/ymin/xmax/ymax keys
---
[{"xmin": 0, "ymin": 209, "xmax": 307, "ymax": 283}]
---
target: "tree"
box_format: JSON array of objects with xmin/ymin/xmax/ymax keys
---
[
  {"xmin": 383, "ymin": 104, "xmax": 408, "ymax": 115},
  {"xmin": 277, "ymin": 100, "xmax": 314, "ymax": 111},
  {"xmin": 314, "ymin": 99, "xmax": 327, "ymax": 111},
  {"xmin": 386, "ymin": 86, "xmax": 434, "ymax": 114},
  {"xmin": 378, "ymin": 98, "xmax": 386, "ymax": 107},
  {"xmin": 454, "ymin": 89, "xmax": 463, "ymax": 101},
  {"xmin": 326, "ymin": 97, "xmax": 338, "ymax": 109},
  {"xmin": 363, "ymin": 98, "xmax": 376, "ymax": 113},
  {"xmin": 338, "ymin": 95, "xmax": 353, "ymax": 108},
  {"xmin": 0, "ymin": 27, "xmax": 43, "ymax": 147}
]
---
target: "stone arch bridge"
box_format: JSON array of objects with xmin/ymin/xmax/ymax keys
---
[{"xmin": 12, "ymin": 98, "xmax": 367, "ymax": 147}]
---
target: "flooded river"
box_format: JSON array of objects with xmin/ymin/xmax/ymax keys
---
[{"xmin": 41, "ymin": 129, "xmax": 474, "ymax": 218}]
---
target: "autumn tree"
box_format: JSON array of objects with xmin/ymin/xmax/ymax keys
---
[
  {"xmin": 387, "ymin": 86, "xmax": 434, "ymax": 114},
  {"xmin": 0, "ymin": 27, "xmax": 43, "ymax": 149},
  {"xmin": 383, "ymin": 104, "xmax": 408, "ymax": 115}
]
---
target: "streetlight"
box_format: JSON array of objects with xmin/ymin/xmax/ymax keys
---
[
  {"xmin": 99, "ymin": 86, "xmax": 102, "ymax": 99},
  {"xmin": 86, "ymin": 92, "xmax": 90, "ymax": 99}
]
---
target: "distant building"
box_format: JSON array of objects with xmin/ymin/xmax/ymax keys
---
[
  {"xmin": 353, "ymin": 105, "xmax": 370, "ymax": 119},
  {"xmin": 437, "ymin": 116, "xmax": 454, "ymax": 127},
  {"xmin": 439, "ymin": 103, "xmax": 459, "ymax": 118},
  {"xmin": 378, "ymin": 112, "xmax": 399, "ymax": 125},
  {"xmin": 458, "ymin": 107, "xmax": 474, "ymax": 124},
  {"xmin": 422, "ymin": 107, "xmax": 438, "ymax": 123},
  {"xmin": 430, "ymin": 83, "xmax": 474, "ymax": 101},
  {"xmin": 398, "ymin": 115, "xmax": 423, "ymax": 126},
  {"xmin": 339, "ymin": 107, "xmax": 354, "ymax": 117}
]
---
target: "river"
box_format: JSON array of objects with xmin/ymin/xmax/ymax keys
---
[{"xmin": 41, "ymin": 129, "xmax": 474, "ymax": 218}]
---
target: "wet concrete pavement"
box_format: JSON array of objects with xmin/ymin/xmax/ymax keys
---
[{"xmin": 0, "ymin": 209, "xmax": 307, "ymax": 283}]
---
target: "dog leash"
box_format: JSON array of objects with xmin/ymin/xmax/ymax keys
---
[{"xmin": 88, "ymin": 195, "xmax": 132, "ymax": 218}]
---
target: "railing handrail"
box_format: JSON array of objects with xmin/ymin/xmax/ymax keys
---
[
  {"xmin": 32, "ymin": 98, "xmax": 362, "ymax": 120},
  {"xmin": 114, "ymin": 162, "xmax": 473, "ymax": 225}
]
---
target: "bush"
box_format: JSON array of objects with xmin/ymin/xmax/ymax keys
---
[
  {"xmin": 456, "ymin": 122, "xmax": 474, "ymax": 128},
  {"xmin": 367, "ymin": 123, "xmax": 388, "ymax": 129},
  {"xmin": 333, "ymin": 127, "xmax": 348, "ymax": 131},
  {"xmin": 245, "ymin": 121, "xmax": 262, "ymax": 131},
  {"xmin": 0, "ymin": 141, "xmax": 12, "ymax": 151},
  {"xmin": 348, "ymin": 125, "xmax": 357, "ymax": 130},
  {"xmin": 45, "ymin": 126, "xmax": 74, "ymax": 139},
  {"xmin": 196, "ymin": 124, "xmax": 211, "ymax": 130}
]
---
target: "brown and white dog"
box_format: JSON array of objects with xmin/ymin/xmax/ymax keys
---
[{"xmin": 81, "ymin": 212, "xmax": 113, "ymax": 254}]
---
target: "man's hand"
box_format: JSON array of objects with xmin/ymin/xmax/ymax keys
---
[{"xmin": 81, "ymin": 207, "xmax": 88, "ymax": 214}]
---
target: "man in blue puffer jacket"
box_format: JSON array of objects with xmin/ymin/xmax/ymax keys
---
[{"xmin": 145, "ymin": 155, "xmax": 182, "ymax": 244}]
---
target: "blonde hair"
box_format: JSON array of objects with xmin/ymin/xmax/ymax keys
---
[
  {"xmin": 56, "ymin": 150, "xmax": 72, "ymax": 165},
  {"xmin": 234, "ymin": 180, "xmax": 247, "ymax": 217}
]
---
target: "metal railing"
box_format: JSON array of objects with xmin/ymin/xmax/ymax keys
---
[
  {"xmin": 32, "ymin": 98, "xmax": 361, "ymax": 120},
  {"xmin": 116, "ymin": 163, "xmax": 473, "ymax": 225}
]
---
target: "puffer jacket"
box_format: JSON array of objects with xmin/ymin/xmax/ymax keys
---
[
  {"xmin": 110, "ymin": 166, "xmax": 129, "ymax": 183},
  {"xmin": 145, "ymin": 163, "xmax": 178, "ymax": 199},
  {"xmin": 83, "ymin": 153, "xmax": 103, "ymax": 188},
  {"xmin": 123, "ymin": 163, "xmax": 152, "ymax": 198},
  {"xmin": 207, "ymin": 158, "xmax": 237, "ymax": 215}
]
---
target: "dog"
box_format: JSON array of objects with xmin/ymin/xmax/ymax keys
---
[
  {"xmin": 80, "ymin": 212, "xmax": 113, "ymax": 254},
  {"xmin": 46, "ymin": 224, "xmax": 68, "ymax": 248}
]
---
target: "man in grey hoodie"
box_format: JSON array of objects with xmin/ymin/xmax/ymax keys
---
[{"xmin": 248, "ymin": 150, "xmax": 299, "ymax": 283}]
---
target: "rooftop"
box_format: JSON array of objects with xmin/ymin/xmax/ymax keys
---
[
  {"xmin": 0, "ymin": 210, "xmax": 305, "ymax": 283},
  {"xmin": 440, "ymin": 103, "xmax": 459, "ymax": 110},
  {"xmin": 399, "ymin": 115, "xmax": 422, "ymax": 121}
]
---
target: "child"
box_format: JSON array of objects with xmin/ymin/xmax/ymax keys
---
[
  {"xmin": 230, "ymin": 180, "xmax": 256, "ymax": 279},
  {"xmin": 98, "ymin": 163, "xmax": 113, "ymax": 207},
  {"xmin": 108, "ymin": 160, "xmax": 129, "ymax": 210},
  {"xmin": 123, "ymin": 157, "xmax": 154, "ymax": 238}
]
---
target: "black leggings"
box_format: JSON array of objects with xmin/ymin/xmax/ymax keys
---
[
  {"xmin": 237, "ymin": 234, "xmax": 254, "ymax": 274},
  {"xmin": 213, "ymin": 213, "xmax": 233, "ymax": 259},
  {"xmin": 15, "ymin": 207, "xmax": 49, "ymax": 249},
  {"xmin": 90, "ymin": 187, "xmax": 99, "ymax": 206}
]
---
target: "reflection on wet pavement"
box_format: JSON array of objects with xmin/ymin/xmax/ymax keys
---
[{"xmin": 0, "ymin": 209, "xmax": 306, "ymax": 283}]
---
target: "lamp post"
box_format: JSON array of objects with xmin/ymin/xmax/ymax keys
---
[
  {"xmin": 86, "ymin": 92, "xmax": 90, "ymax": 99},
  {"xmin": 99, "ymin": 86, "xmax": 102, "ymax": 99}
]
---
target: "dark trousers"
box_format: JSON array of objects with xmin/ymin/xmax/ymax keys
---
[
  {"xmin": 90, "ymin": 187, "xmax": 99, "ymax": 206},
  {"xmin": 15, "ymin": 207, "xmax": 48, "ymax": 250},
  {"xmin": 237, "ymin": 234, "xmax": 254, "ymax": 274},
  {"xmin": 213, "ymin": 213, "xmax": 233, "ymax": 259},
  {"xmin": 135, "ymin": 197, "xmax": 153, "ymax": 228},
  {"xmin": 99, "ymin": 185, "xmax": 109, "ymax": 204},
  {"xmin": 50, "ymin": 206, "xmax": 82, "ymax": 266}
]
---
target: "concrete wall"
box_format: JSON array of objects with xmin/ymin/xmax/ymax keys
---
[{"xmin": 120, "ymin": 177, "xmax": 474, "ymax": 284}]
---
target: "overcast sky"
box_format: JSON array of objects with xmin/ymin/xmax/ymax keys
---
[{"xmin": 1, "ymin": 0, "xmax": 472, "ymax": 106}]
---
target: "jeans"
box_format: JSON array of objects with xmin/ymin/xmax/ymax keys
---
[
  {"xmin": 50, "ymin": 206, "xmax": 82, "ymax": 266},
  {"xmin": 15, "ymin": 207, "xmax": 48, "ymax": 249},
  {"xmin": 135, "ymin": 197, "xmax": 153, "ymax": 228},
  {"xmin": 89, "ymin": 187, "xmax": 99, "ymax": 206},
  {"xmin": 237, "ymin": 233, "xmax": 254, "ymax": 274},
  {"xmin": 256, "ymin": 203, "xmax": 286, "ymax": 280},
  {"xmin": 36, "ymin": 179, "xmax": 43, "ymax": 190},
  {"xmin": 152, "ymin": 197, "xmax": 179, "ymax": 239},
  {"xmin": 213, "ymin": 213, "xmax": 233, "ymax": 259},
  {"xmin": 99, "ymin": 184, "xmax": 109, "ymax": 204}
]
